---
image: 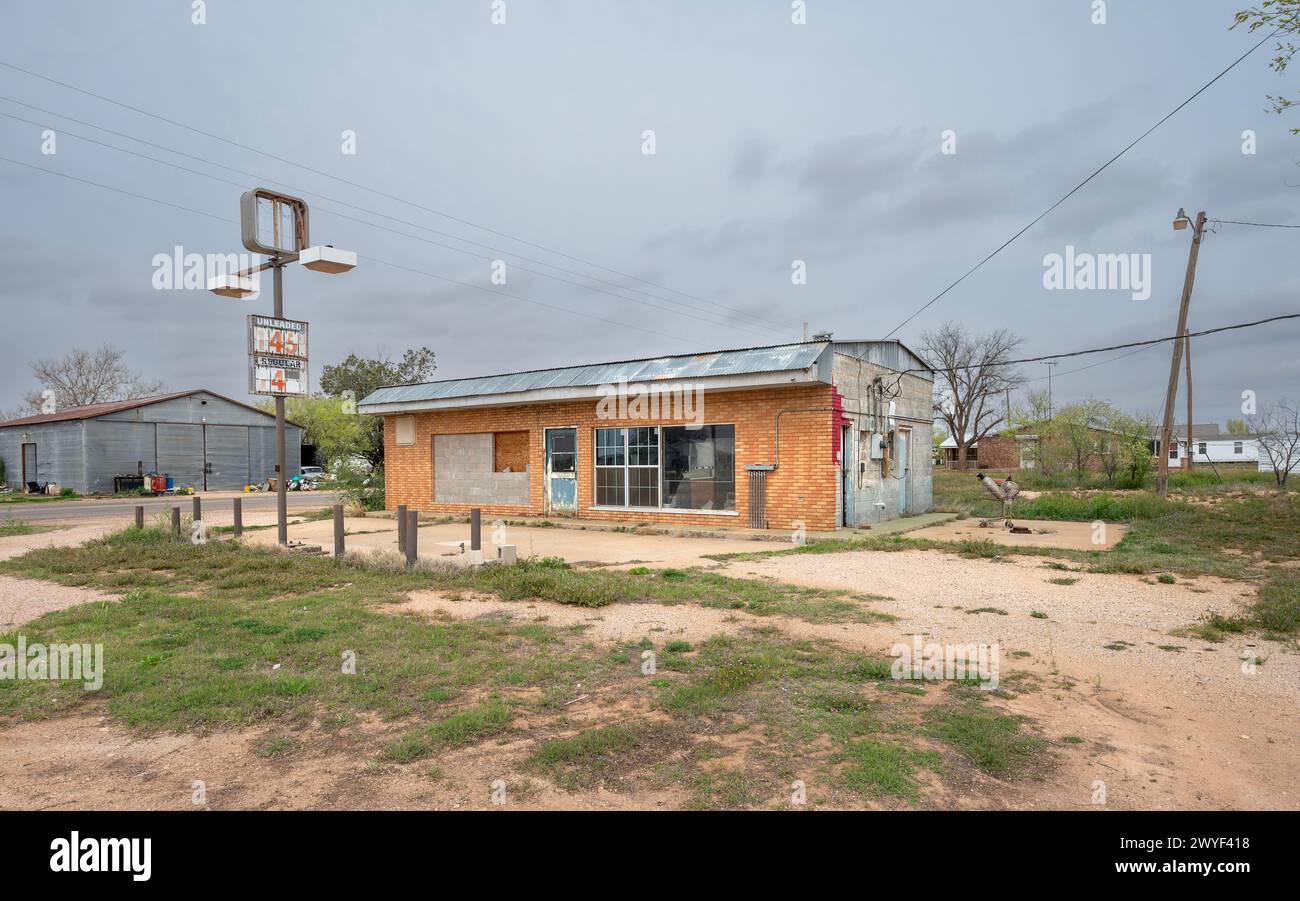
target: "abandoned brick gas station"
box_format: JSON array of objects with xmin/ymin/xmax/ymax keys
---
[{"xmin": 359, "ymin": 339, "xmax": 934, "ymax": 532}]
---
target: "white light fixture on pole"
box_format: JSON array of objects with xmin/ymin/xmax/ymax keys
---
[{"xmin": 208, "ymin": 187, "xmax": 356, "ymax": 545}]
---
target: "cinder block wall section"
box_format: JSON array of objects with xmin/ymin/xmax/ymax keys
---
[
  {"xmin": 381, "ymin": 383, "xmax": 838, "ymax": 530},
  {"xmin": 433, "ymin": 433, "xmax": 530, "ymax": 505}
]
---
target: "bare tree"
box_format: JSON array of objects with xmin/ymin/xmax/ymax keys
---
[
  {"xmin": 20, "ymin": 344, "xmax": 165, "ymax": 413},
  {"xmin": 920, "ymin": 322, "xmax": 1025, "ymax": 469},
  {"xmin": 1251, "ymin": 399, "xmax": 1300, "ymax": 486}
]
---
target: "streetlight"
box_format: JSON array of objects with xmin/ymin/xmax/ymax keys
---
[
  {"xmin": 207, "ymin": 187, "xmax": 355, "ymax": 545},
  {"xmin": 1156, "ymin": 208, "xmax": 1207, "ymax": 499}
]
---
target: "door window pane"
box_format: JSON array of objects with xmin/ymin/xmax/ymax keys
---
[{"xmin": 548, "ymin": 431, "xmax": 575, "ymax": 473}]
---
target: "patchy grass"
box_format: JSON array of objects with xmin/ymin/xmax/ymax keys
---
[
  {"xmin": 0, "ymin": 528, "xmax": 1053, "ymax": 809},
  {"xmin": 923, "ymin": 698, "xmax": 1045, "ymax": 777},
  {"xmin": 524, "ymin": 722, "xmax": 682, "ymax": 791},
  {"xmin": 0, "ymin": 519, "xmax": 58, "ymax": 537},
  {"xmin": 839, "ymin": 739, "xmax": 941, "ymax": 800},
  {"xmin": 0, "ymin": 528, "xmax": 888, "ymax": 625},
  {"xmin": 382, "ymin": 698, "xmax": 513, "ymax": 762}
]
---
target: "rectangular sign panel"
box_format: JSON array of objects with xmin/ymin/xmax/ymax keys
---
[
  {"xmin": 248, "ymin": 315, "xmax": 309, "ymax": 359},
  {"xmin": 249, "ymin": 355, "xmax": 308, "ymax": 397}
]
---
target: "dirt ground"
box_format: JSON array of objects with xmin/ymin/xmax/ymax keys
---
[
  {"xmin": 0, "ymin": 525, "xmax": 1295, "ymax": 810},
  {"xmin": 906, "ymin": 517, "xmax": 1127, "ymax": 550}
]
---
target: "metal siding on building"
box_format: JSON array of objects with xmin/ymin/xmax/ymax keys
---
[
  {"xmin": 205, "ymin": 425, "xmax": 251, "ymax": 489},
  {"xmin": 96, "ymin": 392, "xmax": 277, "ymax": 428},
  {"xmin": 250, "ymin": 424, "xmax": 302, "ymax": 482},
  {"xmin": 0, "ymin": 422, "xmax": 87, "ymax": 492},
  {"xmin": 156, "ymin": 422, "xmax": 204, "ymax": 490},
  {"xmin": 84, "ymin": 420, "xmax": 157, "ymax": 493}
]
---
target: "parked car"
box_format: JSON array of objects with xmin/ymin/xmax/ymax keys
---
[{"xmin": 300, "ymin": 466, "xmax": 326, "ymax": 481}]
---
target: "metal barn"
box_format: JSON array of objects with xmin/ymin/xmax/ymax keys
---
[{"xmin": 0, "ymin": 390, "xmax": 302, "ymax": 494}]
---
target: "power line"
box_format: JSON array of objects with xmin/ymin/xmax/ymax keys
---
[
  {"xmin": 1212, "ymin": 218, "xmax": 1300, "ymax": 228},
  {"xmin": 0, "ymin": 59, "xmax": 799, "ymax": 332},
  {"xmin": 0, "ymin": 100, "xmax": 788, "ymax": 340},
  {"xmin": 0, "ymin": 154, "xmax": 692, "ymax": 343},
  {"xmin": 886, "ymin": 312, "xmax": 1300, "ymax": 395},
  {"xmin": 881, "ymin": 28, "xmax": 1280, "ymax": 339},
  {"xmin": 1024, "ymin": 343, "xmax": 1155, "ymax": 383}
]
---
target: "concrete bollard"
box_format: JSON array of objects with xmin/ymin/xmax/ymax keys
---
[
  {"xmin": 333, "ymin": 504, "xmax": 345, "ymax": 558},
  {"xmin": 497, "ymin": 545, "xmax": 518, "ymax": 565},
  {"xmin": 470, "ymin": 508, "xmax": 481, "ymax": 551},
  {"xmin": 171, "ymin": 506, "xmax": 181, "ymax": 537},
  {"xmin": 134, "ymin": 505, "xmax": 144, "ymax": 529},
  {"xmin": 396, "ymin": 504, "xmax": 408, "ymax": 553},
  {"xmin": 404, "ymin": 510, "xmax": 418, "ymax": 566},
  {"xmin": 232, "ymin": 498, "xmax": 243, "ymax": 538}
]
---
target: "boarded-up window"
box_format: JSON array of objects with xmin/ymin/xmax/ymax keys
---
[
  {"xmin": 395, "ymin": 415, "xmax": 416, "ymax": 446},
  {"xmin": 494, "ymin": 431, "xmax": 529, "ymax": 472}
]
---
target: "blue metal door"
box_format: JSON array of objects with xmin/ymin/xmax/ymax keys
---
[{"xmin": 545, "ymin": 428, "xmax": 577, "ymax": 515}]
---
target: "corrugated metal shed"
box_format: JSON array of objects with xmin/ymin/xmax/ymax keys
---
[
  {"xmin": 361, "ymin": 341, "xmax": 832, "ymax": 407},
  {"xmin": 0, "ymin": 390, "xmax": 302, "ymax": 494}
]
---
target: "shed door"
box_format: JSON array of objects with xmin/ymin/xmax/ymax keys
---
[
  {"xmin": 896, "ymin": 428, "xmax": 912, "ymax": 515},
  {"xmin": 545, "ymin": 428, "xmax": 577, "ymax": 515},
  {"xmin": 156, "ymin": 423, "xmax": 204, "ymax": 491},
  {"xmin": 21, "ymin": 443, "xmax": 37, "ymax": 486},
  {"xmin": 205, "ymin": 425, "xmax": 251, "ymax": 490}
]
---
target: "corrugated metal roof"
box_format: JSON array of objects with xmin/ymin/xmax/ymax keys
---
[
  {"xmin": 360, "ymin": 341, "xmax": 831, "ymax": 407},
  {"xmin": 0, "ymin": 389, "xmax": 294, "ymax": 429},
  {"xmin": 0, "ymin": 391, "xmax": 199, "ymax": 428},
  {"xmin": 831, "ymin": 339, "xmax": 934, "ymax": 376}
]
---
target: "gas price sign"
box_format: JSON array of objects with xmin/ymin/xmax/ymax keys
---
[{"xmin": 248, "ymin": 316, "xmax": 309, "ymax": 396}]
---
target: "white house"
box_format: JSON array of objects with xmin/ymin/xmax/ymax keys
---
[{"xmin": 1155, "ymin": 423, "xmax": 1259, "ymax": 465}]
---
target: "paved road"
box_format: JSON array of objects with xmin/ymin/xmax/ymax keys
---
[{"xmin": 0, "ymin": 492, "xmax": 342, "ymax": 523}]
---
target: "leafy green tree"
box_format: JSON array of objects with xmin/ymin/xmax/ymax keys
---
[
  {"xmin": 1233, "ymin": 1, "xmax": 1300, "ymax": 133},
  {"xmin": 318, "ymin": 347, "xmax": 437, "ymax": 466},
  {"xmin": 1051, "ymin": 400, "xmax": 1110, "ymax": 483},
  {"xmin": 1226, "ymin": 418, "xmax": 1250, "ymax": 434},
  {"xmin": 1010, "ymin": 389, "xmax": 1059, "ymax": 473},
  {"xmin": 258, "ymin": 396, "xmax": 367, "ymax": 469},
  {"xmin": 1096, "ymin": 407, "xmax": 1154, "ymax": 488}
]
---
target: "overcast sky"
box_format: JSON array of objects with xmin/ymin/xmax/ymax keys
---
[{"xmin": 1, "ymin": 0, "xmax": 1296, "ymax": 425}]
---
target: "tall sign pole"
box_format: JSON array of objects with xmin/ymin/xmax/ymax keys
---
[
  {"xmin": 1157, "ymin": 210, "xmax": 1207, "ymax": 498},
  {"xmin": 210, "ymin": 187, "xmax": 354, "ymax": 547},
  {"xmin": 273, "ymin": 262, "xmax": 288, "ymax": 546}
]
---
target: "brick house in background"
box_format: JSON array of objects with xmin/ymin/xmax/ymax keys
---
[
  {"xmin": 938, "ymin": 431, "xmax": 1025, "ymax": 470},
  {"xmin": 359, "ymin": 339, "xmax": 935, "ymax": 532}
]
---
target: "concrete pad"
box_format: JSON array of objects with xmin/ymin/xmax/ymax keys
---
[{"xmin": 905, "ymin": 517, "xmax": 1126, "ymax": 551}]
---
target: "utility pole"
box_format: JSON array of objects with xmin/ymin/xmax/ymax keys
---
[
  {"xmin": 1184, "ymin": 330, "xmax": 1193, "ymax": 471},
  {"xmin": 1044, "ymin": 361, "xmax": 1058, "ymax": 417},
  {"xmin": 1157, "ymin": 209, "xmax": 1207, "ymax": 498}
]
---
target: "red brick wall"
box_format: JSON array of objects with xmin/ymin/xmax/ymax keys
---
[
  {"xmin": 381, "ymin": 383, "xmax": 839, "ymax": 530},
  {"xmin": 975, "ymin": 435, "xmax": 1021, "ymax": 470}
]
